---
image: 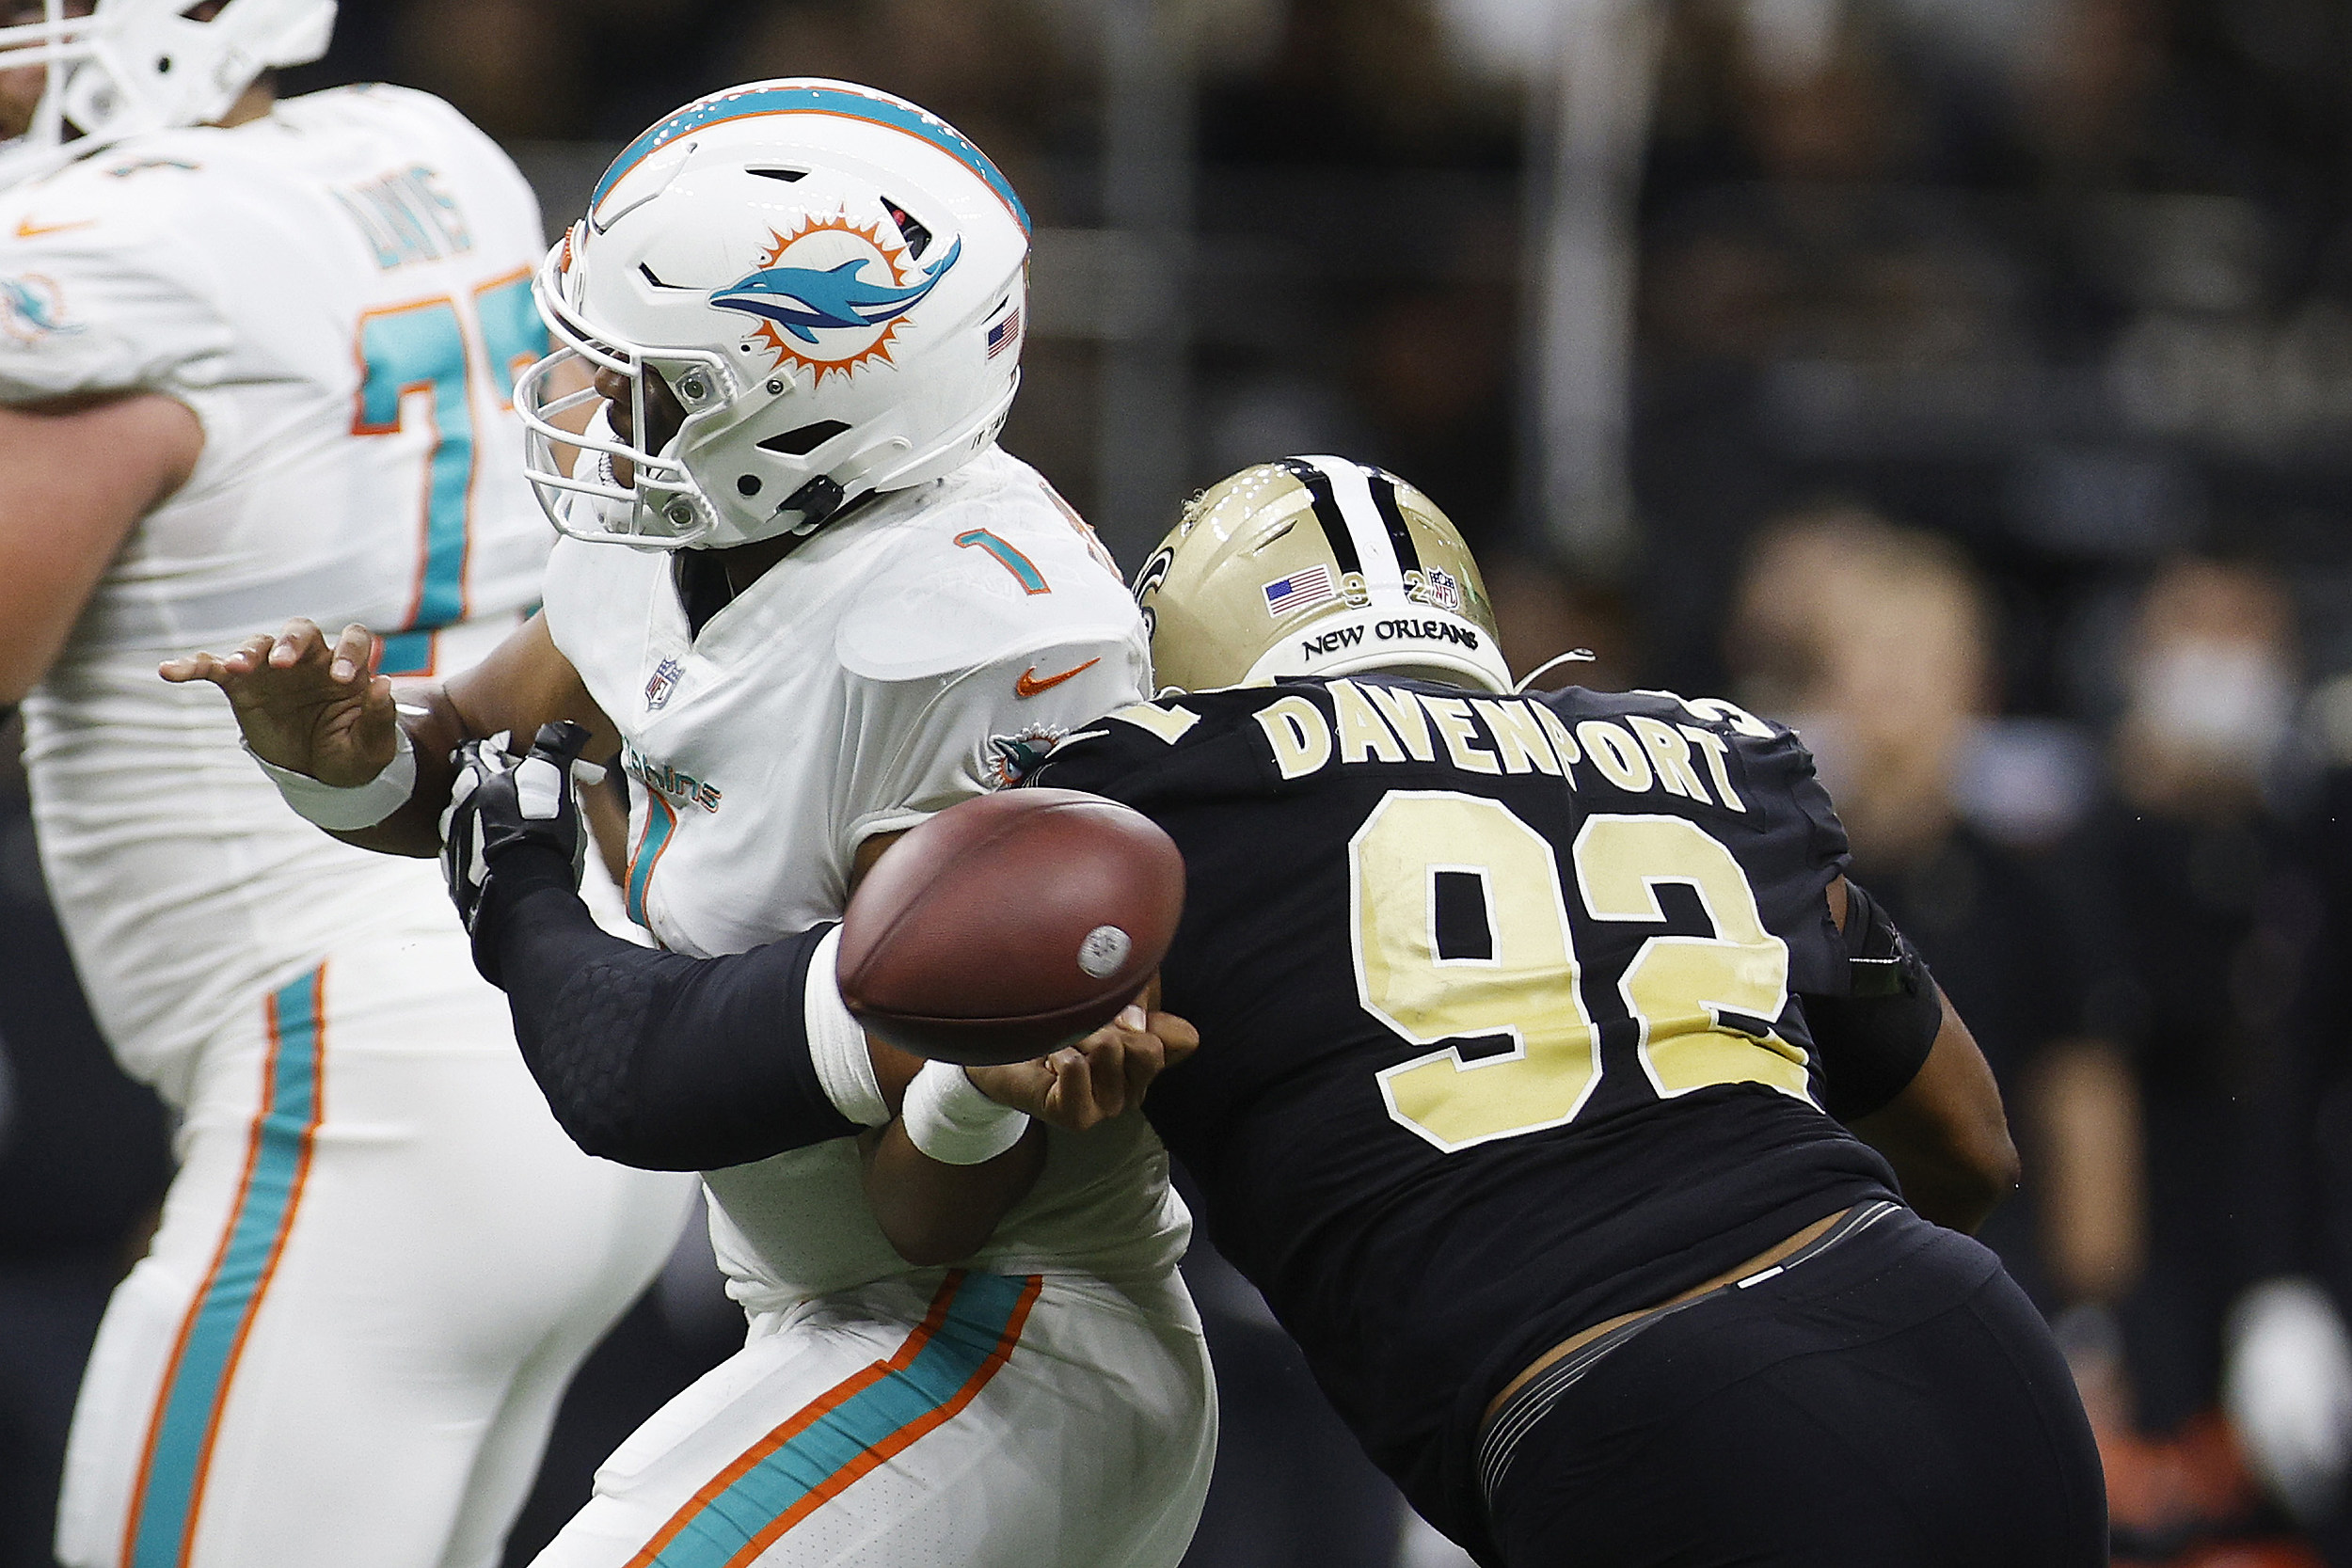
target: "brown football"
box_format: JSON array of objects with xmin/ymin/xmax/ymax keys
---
[{"xmin": 836, "ymin": 787, "xmax": 1186, "ymax": 1065}]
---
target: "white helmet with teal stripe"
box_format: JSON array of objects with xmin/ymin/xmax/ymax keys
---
[{"xmin": 516, "ymin": 78, "xmax": 1032, "ymax": 550}]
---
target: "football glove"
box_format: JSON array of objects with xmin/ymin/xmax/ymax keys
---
[{"xmin": 441, "ymin": 721, "xmax": 594, "ymax": 957}]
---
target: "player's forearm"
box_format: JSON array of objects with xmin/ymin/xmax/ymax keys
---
[
  {"xmin": 322, "ymin": 613, "xmax": 620, "ymax": 857},
  {"xmin": 0, "ymin": 581, "xmax": 92, "ymax": 705},
  {"xmin": 1849, "ymin": 993, "xmax": 2019, "ymax": 1234},
  {"xmin": 476, "ymin": 847, "xmax": 879, "ymax": 1168},
  {"xmin": 1805, "ymin": 879, "xmax": 2016, "ymax": 1231},
  {"xmin": 0, "ymin": 394, "xmax": 202, "ymax": 702},
  {"xmin": 318, "ymin": 678, "xmax": 466, "ymax": 857},
  {"xmin": 442, "ymin": 611, "xmax": 623, "ymax": 764},
  {"xmin": 863, "ymin": 1121, "xmax": 1046, "ymax": 1267}
]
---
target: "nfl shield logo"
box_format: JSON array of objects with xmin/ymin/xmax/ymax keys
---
[{"xmin": 644, "ymin": 657, "xmax": 685, "ymax": 710}]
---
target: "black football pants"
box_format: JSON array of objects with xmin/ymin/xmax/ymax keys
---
[{"xmin": 1483, "ymin": 1205, "xmax": 2106, "ymax": 1566}]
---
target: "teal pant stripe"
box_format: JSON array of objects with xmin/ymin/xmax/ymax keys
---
[
  {"xmin": 650, "ymin": 1272, "xmax": 1032, "ymax": 1568},
  {"xmin": 378, "ymin": 628, "xmax": 435, "ymax": 676},
  {"xmin": 130, "ymin": 969, "xmax": 323, "ymax": 1568},
  {"xmin": 626, "ymin": 798, "xmax": 676, "ymax": 927}
]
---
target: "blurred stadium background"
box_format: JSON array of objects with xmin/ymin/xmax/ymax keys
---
[{"xmin": 8, "ymin": 0, "xmax": 2352, "ymax": 1562}]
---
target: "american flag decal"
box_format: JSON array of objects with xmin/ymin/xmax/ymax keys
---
[
  {"xmin": 1263, "ymin": 564, "xmax": 1339, "ymax": 617},
  {"xmin": 987, "ymin": 305, "xmax": 1022, "ymax": 359}
]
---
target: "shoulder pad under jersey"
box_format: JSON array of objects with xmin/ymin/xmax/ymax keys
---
[{"xmin": 834, "ymin": 461, "xmax": 1140, "ymax": 684}]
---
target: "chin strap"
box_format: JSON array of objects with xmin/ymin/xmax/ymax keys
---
[
  {"xmin": 779, "ymin": 473, "xmax": 848, "ymax": 537},
  {"xmin": 1512, "ymin": 648, "xmax": 1596, "ymax": 695}
]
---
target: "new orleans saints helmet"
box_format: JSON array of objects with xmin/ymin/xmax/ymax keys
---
[{"xmin": 1134, "ymin": 455, "xmax": 1510, "ymax": 694}]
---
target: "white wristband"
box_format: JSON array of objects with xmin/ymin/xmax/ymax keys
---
[
  {"xmin": 245, "ymin": 724, "xmax": 417, "ymax": 831},
  {"xmin": 806, "ymin": 927, "xmax": 888, "ymax": 1128},
  {"xmin": 901, "ymin": 1060, "xmax": 1030, "ymax": 1165}
]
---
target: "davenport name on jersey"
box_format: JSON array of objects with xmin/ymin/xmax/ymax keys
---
[{"xmin": 1036, "ymin": 678, "xmax": 1906, "ymax": 1549}]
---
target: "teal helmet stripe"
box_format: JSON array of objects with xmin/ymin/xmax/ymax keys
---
[{"xmin": 590, "ymin": 81, "xmax": 1030, "ymax": 235}]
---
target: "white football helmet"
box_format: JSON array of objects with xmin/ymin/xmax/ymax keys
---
[
  {"xmin": 516, "ymin": 79, "xmax": 1033, "ymax": 551},
  {"xmin": 0, "ymin": 0, "xmax": 333, "ymax": 188}
]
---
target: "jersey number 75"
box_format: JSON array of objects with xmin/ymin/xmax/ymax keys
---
[{"xmin": 352, "ymin": 269, "xmax": 545, "ymax": 675}]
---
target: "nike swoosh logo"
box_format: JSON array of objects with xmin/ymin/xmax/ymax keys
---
[
  {"xmin": 15, "ymin": 215, "xmax": 94, "ymax": 238},
  {"xmin": 1015, "ymin": 657, "xmax": 1101, "ymax": 698}
]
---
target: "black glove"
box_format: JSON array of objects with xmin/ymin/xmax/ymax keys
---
[{"xmin": 441, "ymin": 721, "xmax": 595, "ymax": 983}]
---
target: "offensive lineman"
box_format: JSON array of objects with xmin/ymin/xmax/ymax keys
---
[
  {"xmin": 0, "ymin": 3, "xmax": 696, "ymax": 1562},
  {"xmin": 433, "ymin": 459, "xmax": 2109, "ymax": 1565},
  {"xmin": 167, "ymin": 80, "xmax": 1216, "ymax": 1565}
]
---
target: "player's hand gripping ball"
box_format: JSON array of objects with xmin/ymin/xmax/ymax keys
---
[
  {"xmin": 838, "ymin": 789, "xmax": 1186, "ymax": 1066},
  {"xmin": 440, "ymin": 721, "xmax": 595, "ymax": 939}
]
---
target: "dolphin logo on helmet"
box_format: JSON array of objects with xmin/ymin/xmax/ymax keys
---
[
  {"xmin": 710, "ymin": 234, "xmax": 961, "ymax": 344},
  {"xmin": 515, "ymin": 77, "xmax": 1033, "ymax": 552}
]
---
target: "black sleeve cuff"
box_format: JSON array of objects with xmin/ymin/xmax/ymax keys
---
[
  {"xmin": 479, "ymin": 852, "xmax": 860, "ymax": 1170},
  {"xmin": 1802, "ymin": 879, "xmax": 1945, "ymax": 1122}
]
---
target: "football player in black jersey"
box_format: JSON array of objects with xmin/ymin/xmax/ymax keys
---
[
  {"xmin": 1024, "ymin": 458, "xmax": 2104, "ymax": 1564},
  {"xmin": 438, "ymin": 459, "xmax": 2106, "ymax": 1567}
]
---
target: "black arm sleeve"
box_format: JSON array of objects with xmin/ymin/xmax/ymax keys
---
[
  {"xmin": 475, "ymin": 842, "xmax": 864, "ymax": 1170},
  {"xmin": 1801, "ymin": 879, "xmax": 1946, "ymax": 1123}
]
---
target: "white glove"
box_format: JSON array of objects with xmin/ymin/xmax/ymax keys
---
[{"xmin": 2226, "ymin": 1275, "xmax": 2352, "ymax": 1524}]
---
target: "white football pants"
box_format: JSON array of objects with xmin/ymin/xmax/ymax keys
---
[
  {"xmin": 54, "ymin": 918, "xmax": 699, "ymax": 1568},
  {"xmin": 532, "ymin": 1267, "xmax": 1216, "ymax": 1568}
]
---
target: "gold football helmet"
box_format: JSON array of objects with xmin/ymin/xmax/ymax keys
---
[{"xmin": 1134, "ymin": 456, "xmax": 1510, "ymax": 694}]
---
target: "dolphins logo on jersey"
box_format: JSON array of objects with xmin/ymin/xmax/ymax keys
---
[
  {"xmin": 0, "ymin": 274, "xmax": 80, "ymax": 342},
  {"xmin": 709, "ymin": 213, "xmax": 960, "ymax": 383},
  {"xmin": 985, "ymin": 722, "xmax": 1067, "ymax": 789}
]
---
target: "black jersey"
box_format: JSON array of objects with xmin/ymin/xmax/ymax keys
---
[{"xmin": 1033, "ymin": 677, "xmax": 1904, "ymax": 1553}]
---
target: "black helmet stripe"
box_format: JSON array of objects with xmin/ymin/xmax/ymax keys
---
[
  {"xmin": 1364, "ymin": 467, "xmax": 1424, "ymax": 576},
  {"xmin": 1277, "ymin": 457, "xmax": 1363, "ymax": 578}
]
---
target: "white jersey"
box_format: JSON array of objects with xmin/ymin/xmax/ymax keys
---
[
  {"xmin": 2, "ymin": 86, "xmax": 555, "ymax": 1096},
  {"xmin": 545, "ymin": 446, "xmax": 1190, "ymax": 1307}
]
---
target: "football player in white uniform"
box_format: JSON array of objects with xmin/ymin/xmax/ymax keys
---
[
  {"xmin": 0, "ymin": 4, "xmax": 698, "ymax": 1564},
  {"xmin": 166, "ymin": 80, "xmax": 1216, "ymax": 1566}
]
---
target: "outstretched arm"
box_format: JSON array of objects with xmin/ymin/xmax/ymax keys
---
[
  {"xmin": 453, "ymin": 730, "xmax": 1190, "ymax": 1262},
  {"xmin": 160, "ymin": 611, "xmax": 617, "ymax": 856}
]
